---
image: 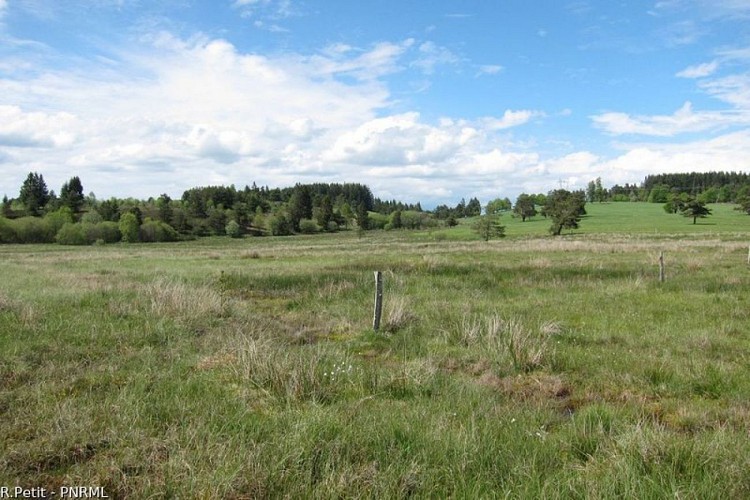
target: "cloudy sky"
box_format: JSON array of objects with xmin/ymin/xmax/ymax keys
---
[{"xmin": 1, "ymin": 0, "xmax": 749, "ymax": 206}]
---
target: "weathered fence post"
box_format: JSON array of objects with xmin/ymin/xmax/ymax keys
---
[
  {"xmin": 373, "ymin": 271, "xmax": 383, "ymax": 331},
  {"xmin": 659, "ymin": 251, "xmax": 665, "ymax": 283},
  {"xmin": 746, "ymin": 245, "xmax": 749, "ymax": 265}
]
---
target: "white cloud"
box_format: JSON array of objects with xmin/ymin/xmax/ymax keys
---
[
  {"xmin": 0, "ymin": 105, "xmax": 77, "ymax": 148},
  {"xmin": 601, "ymin": 129, "xmax": 750, "ymax": 181},
  {"xmin": 476, "ymin": 64, "xmax": 503, "ymax": 77},
  {"xmin": 323, "ymin": 113, "xmax": 464, "ymax": 166},
  {"xmin": 411, "ymin": 41, "xmax": 460, "ymax": 75},
  {"xmin": 233, "ymin": 0, "xmax": 295, "ymax": 20},
  {"xmin": 481, "ymin": 110, "xmax": 542, "ymax": 130},
  {"xmin": 699, "ymin": 73, "xmax": 750, "ymax": 107},
  {"xmin": 309, "ymin": 39, "xmax": 415, "ymax": 81},
  {"xmin": 591, "ymin": 101, "xmax": 750, "ymax": 136},
  {"xmin": 676, "ymin": 60, "xmax": 719, "ymax": 78}
]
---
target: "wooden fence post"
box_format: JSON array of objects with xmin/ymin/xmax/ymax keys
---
[
  {"xmin": 659, "ymin": 251, "xmax": 665, "ymax": 283},
  {"xmin": 373, "ymin": 271, "xmax": 383, "ymax": 331}
]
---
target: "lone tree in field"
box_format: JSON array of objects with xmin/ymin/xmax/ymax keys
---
[
  {"xmin": 473, "ymin": 214, "xmax": 505, "ymax": 241},
  {"xmin": 680, "ymin": 199, "xmax": 711, "ymax": 224},
  {"xmin": 544, "ymin": 189, "xmax": 586, "ymax": 235},
  {"xmin": 513, "ymin": 193, "xmax": 538, "ymax": 221},
  {"xmin": 663, "ymin": 192, "xmax": 689, "ymax": 214}
]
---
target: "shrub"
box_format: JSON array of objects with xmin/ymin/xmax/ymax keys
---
[
  {"xmin": 97, "ymin": 221, "xmax": 121, "ymax": 243},
  {"xmin": 368, "ymin": 212, "xmax": 388, "ymax": 230},
  {"xmin": 55, "ymin": 222, "xmax": 88, "ymax": 245},
  {"xmin": 139, "ymin": 220, "xmax": 179, "ymax": 242},
  {"xmin": 45, "ymin": 208, "xmax": 75, "ymax": 235},
  {"xmin": 80, "ymin": 211, "xmax": 103, "ymax": 224},
  {"xmin": 298, "ymin": 219, "xmax": 319, "ymax": 234},
  {"xmin": 13, "ymin": 217, "xmax": 55, "ymax": 243},
  {"xmin": 268, "ymin": 213, "xmax": 293, "ymax": 236},
  {"xmin": 119, "ymin": 212, "xmax": 140, "ymax": 243},
  {"xmin": 0, "ymin": 217, "xmax": 18, "ymax": 243},
  {"xmin": 225, "ymin": 219, "xmax": 242, "ymax": 238}
]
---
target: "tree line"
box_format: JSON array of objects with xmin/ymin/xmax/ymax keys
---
[
  {"xmin": 1, "ymin": 172, "xmax": 597, "ymax": 245},
  {"xmin": 7, "ymin": 169, "xmax": 745, "ymax": 245}
]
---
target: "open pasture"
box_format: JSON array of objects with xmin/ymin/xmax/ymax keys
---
[{"xmin": 1, "ymin": 204, "xmax": 750, "ymax": 497}]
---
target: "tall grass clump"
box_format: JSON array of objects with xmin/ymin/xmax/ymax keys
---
[
  {"xmin": 230, "ymin": 338, "xmax": 357, "ymax": 404},
  {"xmin": 144, "ymin": 278, "xmax": 224, "ymax": 320},
  {"xmin": 444, "ymin": 314, "xmax": 555, "ymax": 373},
  {"xmin": 382, "ymin": 296, "xmax": 417, "ymax": 333}
]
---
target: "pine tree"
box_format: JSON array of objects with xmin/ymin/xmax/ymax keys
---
[
  {"xmin": 60, "ymin": 176, "xmax": 85, "ymax": 213},
  {"xmin": 18, "ymin": 172, "xmax": 50, "ymax": 216}
]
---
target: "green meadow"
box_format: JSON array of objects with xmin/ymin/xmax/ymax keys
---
[{"xmin": 1, "ymin": 203, "xmax": 749, "ymax": 498}]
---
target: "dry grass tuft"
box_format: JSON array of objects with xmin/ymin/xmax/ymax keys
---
[
  {"xmin": 316, "ymin": 280, "xmax": 356, "ymax": 300},
  {"xmin": 446, "ymin": 314, "xmax": 555, "ymax": 373},
  {"xmin": 144, "ymin": 278, "xmax": 224, "ymax": 319},
  {"xmin": 383, "ymin": 296, "xmax": 418, "ymax": 333},
  {"xmin": 0, "ymin": 291, "xmax": 15, "ymax": 313}
]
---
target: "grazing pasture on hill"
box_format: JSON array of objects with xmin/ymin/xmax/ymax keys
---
[{"xmin": 1, "ymin": 204, "xmax": 750, "ymax": 497}]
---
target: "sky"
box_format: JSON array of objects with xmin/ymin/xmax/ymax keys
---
[{"xmin": 1, "ymin": 0, "xmax": 750, "ymax": 207}]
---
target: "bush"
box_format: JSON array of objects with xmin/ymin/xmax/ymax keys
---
[
  {"xmin": 55, "ymin": 222, "xmax": 88, "ymax": 245},
  {"xmin": 45, "ymin": 208, "xmax": 75, "ymax": 235},
  {"xmin": 139, "ymin": 220, "xmax": 179, "ymax": 242},
  {"xmin": 13, "ymin": 217, "xmax": 55, "ymax": 243},
  {"xmin": 119, "ymin": 212, "xmax": 140, "ymax": 243},
  {"xmin": 56, "ymin": 221, "xmax": 123, "ymax": 246},
  {"xmin": 80, "ymin": 211, "xmax": 103, "ymax": 224},
  {"xmin": 268, "ymin": 213, "xmax": 293, "ymax": 236},
  {"xmin": 0, "ymin": 217, "xmax": 18, "ymax": 243},
  {"xmin": 225, "ymin": 220, "xmax": 242, "ymax": 238},
  {"xmin": 368, "ymin": 212, "xmax": 388, "ymax": 230},
  {"xmin": 298, "ymin": 219, "xmax": 319, "ymax": 234},
  {"xmin": 97, "ymin": 221, "xmax": 122, "ymax": 243}
]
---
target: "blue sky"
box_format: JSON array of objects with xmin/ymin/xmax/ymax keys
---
[{"xmin": 1, "ymin": 0, "xmax": 749, "ymax": 206}]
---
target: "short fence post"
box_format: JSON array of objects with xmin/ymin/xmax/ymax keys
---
[
  {"xmin": 659, "ymin": 251, "xmax": 665, "ymax": 283},
  {"xmin": 746, "ymin": 245, "xmax": 749, "ymax": 265},
  {"xmin": 373, "ymin": 271, "xmax": 383, "ymax": 331}
]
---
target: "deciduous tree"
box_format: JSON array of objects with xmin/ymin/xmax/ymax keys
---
[
  {"xmin": 544, "ymin": 189, "xmax": 586, "ymax": 236},
  {"xmin": 513, "ymin": 194, "xmax": 538, "ymax": 222}
]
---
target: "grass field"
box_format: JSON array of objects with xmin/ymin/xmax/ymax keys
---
[
  {"xmin": 1, "ymin": 203, "xmax": 750, "ymax": 498},
  {"xmin": 424, "ymin": 201, "xmax": 750, "ymax": 240}
]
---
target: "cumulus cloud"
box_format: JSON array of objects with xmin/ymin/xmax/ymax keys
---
[
  {"xmin": 601, "ymin": 129, "xmax": 750, "ymax": 180},
  {"xmin": 323, "ymin": 113, "xmax": 466, "ymax": 166},
  {"xmin": 0, "ymin": 105, "xmax": 77, "ymax": 148}
]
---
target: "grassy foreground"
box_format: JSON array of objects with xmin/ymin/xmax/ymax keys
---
[{"xmin": 1, "ymin": 204, "xmax": 750, "ymax": 498}]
